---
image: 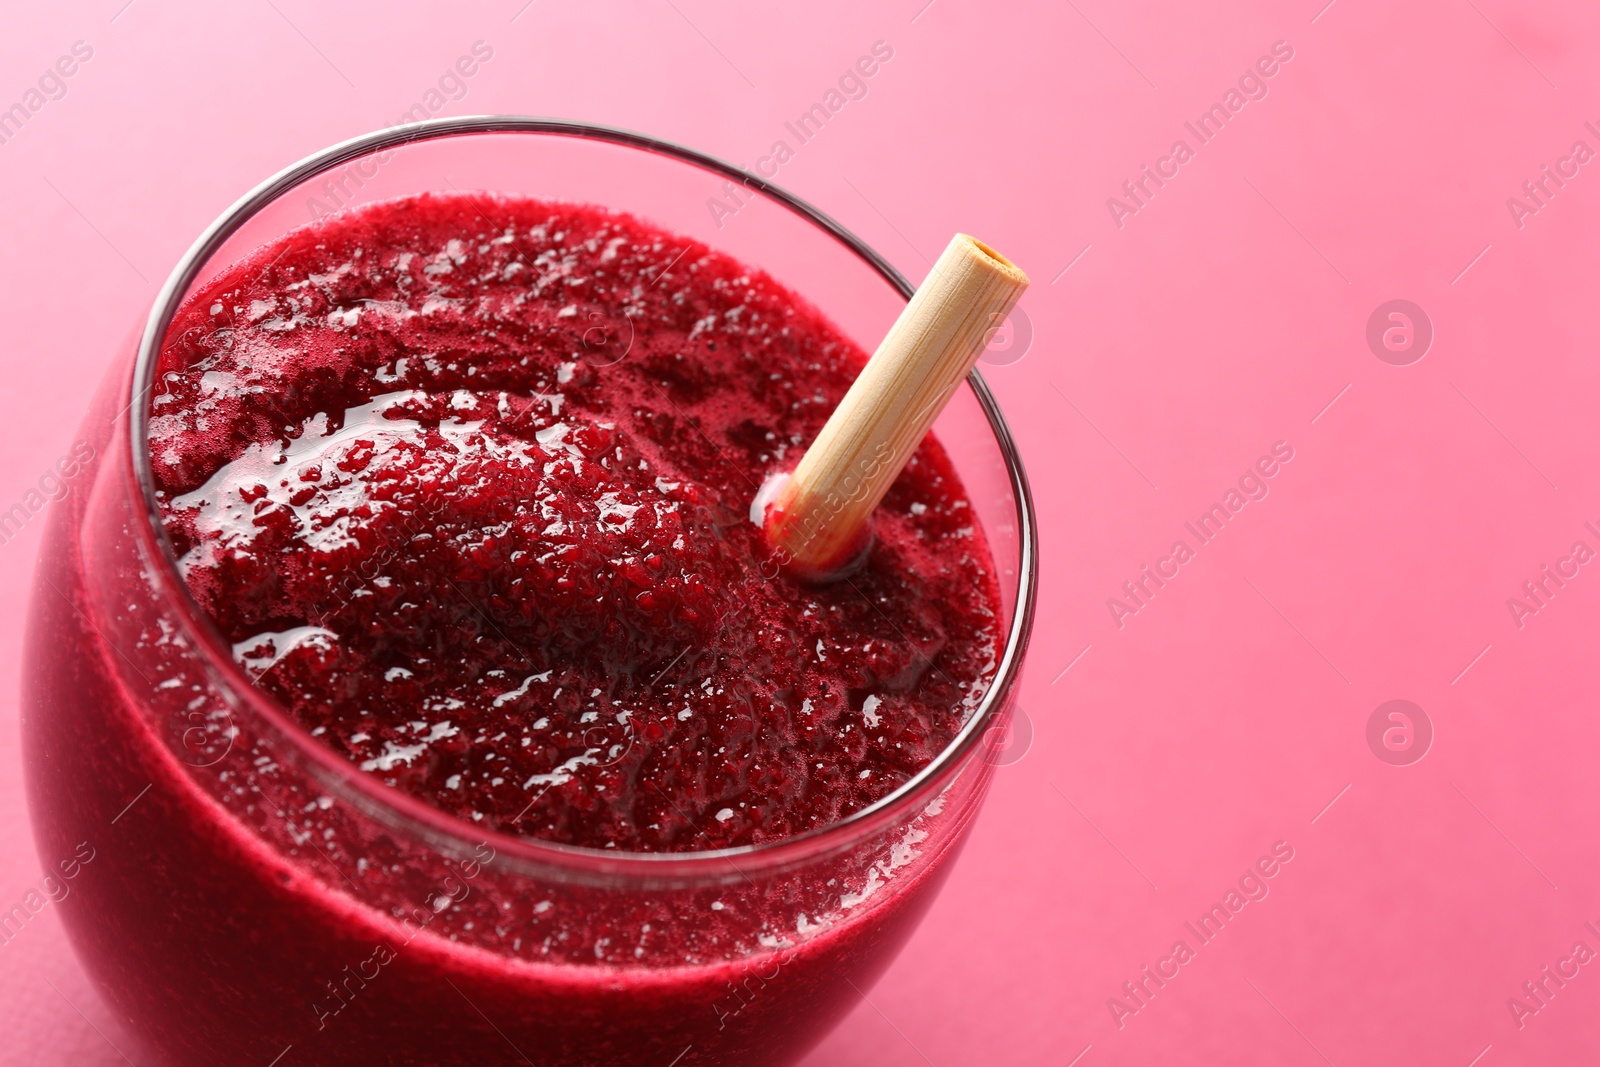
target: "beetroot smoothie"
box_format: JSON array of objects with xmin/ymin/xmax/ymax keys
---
[{"xmin": 24, "ymin": 190, "xmax": 1008, "ymax": 1066}]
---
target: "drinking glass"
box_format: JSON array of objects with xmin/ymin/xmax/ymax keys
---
[{"xmin": 22, "ymin": 118, "xmax": 1037, "ymax": 1067}]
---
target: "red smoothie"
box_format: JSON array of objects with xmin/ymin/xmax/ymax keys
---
[
  {"xmin": 151, "ymin": 192, "xmax": 1001, "ymax": 853},
  {"xmin": 24, "ymin": 191, "xmax": 1007, "ymax": 1066}
]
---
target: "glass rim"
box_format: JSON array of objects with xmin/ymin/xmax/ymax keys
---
[{"xmin": 124, "ymin": 115, "xmax": 1039, "ymax": 882}]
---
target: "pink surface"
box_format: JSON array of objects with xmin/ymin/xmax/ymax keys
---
[{"xmin": 0, "ymin": 1, "xmax": 1595, "ymax": 1063}]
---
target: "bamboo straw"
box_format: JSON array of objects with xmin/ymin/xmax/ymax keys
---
[{"xmin": 760, "ymin": 233, "xmax": 1029, "ymax": 579}]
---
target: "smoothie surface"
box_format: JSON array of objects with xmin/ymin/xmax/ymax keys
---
[{"xmin": 150, "ymin": 193, "xmax": 1001, "ymax": 852}]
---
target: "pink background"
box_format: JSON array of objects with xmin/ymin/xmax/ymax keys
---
[{"xmin": 2, "ymin": 0, "xmax": 1598, "ymax": 1063}]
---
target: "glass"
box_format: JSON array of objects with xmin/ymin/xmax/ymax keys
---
[{"xmin": 21, "ymin": 118, "xmax": 1037, "ymax": 1067}]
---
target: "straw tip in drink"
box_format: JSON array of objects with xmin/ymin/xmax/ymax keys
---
[{"xmin": 755, "ymin": 471, "xmax": 874, "ymax": 584}]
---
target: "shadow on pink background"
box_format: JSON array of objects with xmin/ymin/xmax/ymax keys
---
[{"xmin": 1, "ymin": 0, "xmax": 1598, "ymax": 1063}]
